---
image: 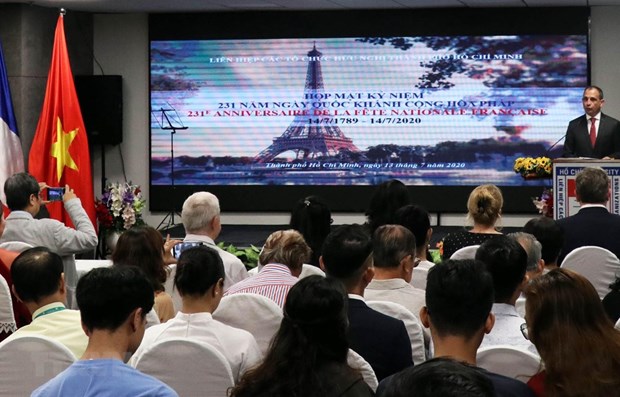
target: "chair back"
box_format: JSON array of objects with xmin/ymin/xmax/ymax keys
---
[
  {"xmin": 134, "ymin": 338, "xmax": 234, "ymax": 397},
  {"xmin": 347, "ymin": 349, "xmax": 378, "ymax": 392},
  {"xmin": 213, "ymin": 293, "xmax": 283, "ymax": 355},
  {"xmin": 450, "ymin": 245, "xmax": 480, "ymax": 260},
  {"xmin": 163, "ymin": 264, "xmax": 182, "ymax": 313},
  {"xmin": 299, "ymin": 264, "xmax": 325, "ymax": 278},
  {"xmin": 476, "ymin": 345, "xmax": 541, "ymax": 383},
  {"xmin": 366, "ymin": 300, "xmax": 426, "ymax": 364},
  {"xmin": 410, "ymin": 262, "xmax": 434, "ymax": 290},
  {"xmin": 560, "ymin": 246, "xmax": 620, "ymax": 299},
  {"xmin": 0, "ymin": 241, "xmax": 34, "ymax": 253},
  {"xmin": 615, "ymin": 317, "xmax": 620, "ymax": 330},
  {"xmin": 0, "ymin": 274, "xmax": 16, "ymax": 336},
  {"xmin": 0, "ymin": 334, "xmax": 76, "ymax": 396}
]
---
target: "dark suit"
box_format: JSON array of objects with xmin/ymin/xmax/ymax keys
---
[
  {"xmin": 347, "ymin": 297, "xmax": 413, "ymax": 381},
  {"xmin": 556, "ymin": 207, "xmax": 620, "ymax": 264},
  {"xmin": 562, "ymin": 113, "xmax": 620, "ymax": 158}
]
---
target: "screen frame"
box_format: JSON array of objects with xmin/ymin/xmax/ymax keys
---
[{"xmin": 148, "ymin": 7, "xmax": 590, "ymax": 214}]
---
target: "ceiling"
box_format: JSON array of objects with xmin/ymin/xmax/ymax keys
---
[{"xmin": 3, "ymin": 0, "xmax": 620, "ymax": 13}]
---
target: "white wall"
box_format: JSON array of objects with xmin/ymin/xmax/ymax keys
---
[{"xmin": 93, "ymin": 8, "xmax": 620, "ymax": 228}]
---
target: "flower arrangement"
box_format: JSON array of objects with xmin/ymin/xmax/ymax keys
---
[
  {"xmin": 513, "ymin": 157, "xmax": 552, "ymax": 178},
  {"xmin": 532, "ymin": 188, "xmax": 553, "ymax": 218},
  {"xmin": 96, "ymin": 182, "xmax": 146, "ymax": 233}
]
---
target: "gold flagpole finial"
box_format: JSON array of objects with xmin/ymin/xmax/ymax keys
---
[{"xmin": 60, "ymin": 8, "xmax": 66, "ymax": 16}]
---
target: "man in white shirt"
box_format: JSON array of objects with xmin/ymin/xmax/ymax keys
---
[
  {"xmin": 395, "ymin": 204, "xmax": 435, "ymax": 290},
  {"xmin": 180, "ymin": 192, "xmax": 248, "ymax": 291},
  {"xmin": 6, "ymin": 247, "xmax": 87, "ymax": 358},
  {"xmin": 130, "ymin": 245, "xmax": 261, "ymax": 382},
  {"xmin": 475, "ymin": 236, "xmax": 538, "ymax": 355},
  {"xmin": 365, "ymin": 225, "xmax": 426, "ymax": 323}
]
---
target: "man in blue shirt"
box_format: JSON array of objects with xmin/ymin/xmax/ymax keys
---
[{"xmin": 32, "ymin": 266, "xmax": 178, "ymax": 397}]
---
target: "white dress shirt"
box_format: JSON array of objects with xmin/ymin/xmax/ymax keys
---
[
  {"xmin": 479, "ymin": 303, "xmax": 539, "ymax": 356},
  {"xmin": 130, "ymin": 311, "xmax": 262, "ymax": 382},
  {"xmin": 183, "ymin": 234, "xmax": 249, "ymax": 291}
]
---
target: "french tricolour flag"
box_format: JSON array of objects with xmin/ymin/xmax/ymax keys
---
[{"xmin": 0, "ymin": 41, "xmax": 24, "ymax": 209}]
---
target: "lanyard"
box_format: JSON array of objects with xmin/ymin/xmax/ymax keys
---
[{"xmin": 33, "ymin": 306, "xmax": 65, "ymax": 320}]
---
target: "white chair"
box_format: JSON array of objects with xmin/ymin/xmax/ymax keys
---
[
  {"xmin": 75, "ymin": 259, "xmax": 112, "ymax": 281},
  {"xmin": 615, "ymin": 317, "xmax": 620, "ymax": 330},
  {"xmin": 163, "ymin": 265, "xmax": 182, "ymax": 313},
  {"xmin": 0, "ymin": 241, "xmax": 34, "ymax": 253},
  {"xmin": 347, "ymin": 349, "xmax": 378, "ymax": 392},
  {"xmin": 0, "ymin": 334, "xmax": 76, "ymax": 396},
  {"xmin": 299, "ymin": 264, "xmax": 325, "ymax": 278},
  {"xmin": 450, "ymin": 245, "xmax": 480, "ymax": 260},
  {"xmin": 411, "ymin": 261, "xmax": 434, "ymax": 290},
  {"xmin": 213, "ymin": 293, "xmax": 283, "ymax": 355},
  {"xmin": 0, "ymin": 274, "xmax": 16, "ymax": 336},
  {"xmin": 560, "ymin": 246, "xmax": 620, "ymax": 299},
  {"xmin": 134, "ymin": 339, "xmax": 234, "ymax": 397},
  {"xmin": 476, "ymin": 345, "xmax": 541, "ymax": 383},
  {"xmin": 366, "ymin": 300, "xmax": 426, "ymax": 364},
  {"xmin": 251, "ymin": 264, "xmax": 324, "ymax": 279}
]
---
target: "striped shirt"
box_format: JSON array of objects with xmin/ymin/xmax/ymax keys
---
[{"xmin": 224, "ymin": 264, "xmax": 298, "ymax": 308}]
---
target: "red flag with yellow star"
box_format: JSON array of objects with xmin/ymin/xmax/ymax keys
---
[{"xmin": 28, "ymin": 14, "xmax": 95, "ymax": 228}]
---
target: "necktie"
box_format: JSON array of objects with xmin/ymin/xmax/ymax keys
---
[{"xmin": 590, "ymin": 117, "xmax": 597, "ymax": 148}]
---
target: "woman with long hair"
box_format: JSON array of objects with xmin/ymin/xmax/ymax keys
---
[
  {"xmin": 289, "ymin": 195, "xmax": 332, "ymax": 267},
  {"xmin": 112, "ymin": 225, "xmax": 177, "ymax": 322},
  {"xmin": 229, "ymin": 275, "xmax": 373, "ymax": 397},
  {"xmin": 440, "ymin": 184, "xmax": 503, "ymax": 260},
  {"xmin": 524, "ymin": 268, "xmax": 620, "ymax": 396}
]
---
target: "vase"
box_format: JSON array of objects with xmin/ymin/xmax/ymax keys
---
[{"xmin": 105, "ymin": 231, "xmax": 122, "ymax": 251}]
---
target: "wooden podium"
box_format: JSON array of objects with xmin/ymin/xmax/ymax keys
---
[{"xmin": 553, "ymin": 158, "xmax": 620, "ymax": 219}]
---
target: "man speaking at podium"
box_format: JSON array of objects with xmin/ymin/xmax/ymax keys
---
[{"xmin": 563, "ymin": 86, "xmax": 620, "ymax": 159}]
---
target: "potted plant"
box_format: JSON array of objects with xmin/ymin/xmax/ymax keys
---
[{"xmin": 95, "ymin": 182, "xmax": 146, "ymax": 249}]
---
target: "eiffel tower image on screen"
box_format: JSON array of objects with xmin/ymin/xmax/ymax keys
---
[{"xmin": 255, "ymin": 44, "xmax": 360, "ymax": 162}]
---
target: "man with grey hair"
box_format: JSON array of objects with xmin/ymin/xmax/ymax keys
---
[
  {"xmin": 365, "ymin": 225, "xmax": 426, "ymax": 321},
  {"xmin": 181, "ymin": 191, "xmax": 248, "ymax": 290},
  {"xmin": 557, "ymin": 167, "xmax": 620, "ymax": 264},
  {"xmin": 507, "ymin": 232, "xmax": 544, "ymax": 280}
]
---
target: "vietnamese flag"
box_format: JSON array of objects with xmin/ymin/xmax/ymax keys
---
[{"xmin": 28, "ymin": 14, "xmax": 95, "ymax": 228}]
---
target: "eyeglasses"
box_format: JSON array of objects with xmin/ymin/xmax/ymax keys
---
[{"xmin": 520, "ymin": 323, "xmax": 529, "ymax": 340}]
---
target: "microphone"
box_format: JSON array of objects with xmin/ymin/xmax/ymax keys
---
[{"xmin": 544, "ymin": 134, "xmax": 566, "ymax": 158}]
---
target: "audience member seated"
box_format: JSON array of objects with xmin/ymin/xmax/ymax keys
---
[
  {"xmin": 377, "ymin": 357, "xmax": 494, "ymax": 397},
  {"xmin": 408, "ymin": 259, "xmax": 535, "ymax": 396},
  {"xmin": 603, "ymin": 276, "xmax": 620, "ymax": 324},
  {"xmin": 524, "ymin": 269, "xmax": 620, "ymax": 396},
  {"xmin": 112, "ymin": 226, "xmax": 175, "ymax": 323},
  {"xmin": 0, "ymin": 202, "xmax": 31, "ymax": 332},
  {"xmin": 441, "ymin": 184, "xmax": 503, "ymax": 260},
  {"xmin": 32, "ymin": 266, "xmax": 178, "ymax": 397},
  {"xmin": 321, "ymin": 224, "xmax": 413, "ymax": 381},
  {"xmin": 181, "ymin": 192, "xmax": 248, "ymax": 290},
  {"xmin": 130, "ymin": 245, "xmax": 261, "ymax": 382},
  {"xmin": 365, "ymin": 225, "xmax": 426, "ymax": 322},
  {"xmin": 475, "ymin": 236, "xmax": 538, "ymax": 355},
  {"xmin": 0, "ymin": 172, "xmax": 98, "ymax": 308},
  {"xmin": 522, "ymin": 216, "xmax": 563, "ymax": 273},
  {"xmin": 508, "ymin": 233, "xmax": 544, "ymax": 281},
  {"xmin": 5, "ymin": 247, "xmax": 87, "ymax": 358},
  {"xmin": 225, "ymin": 229, "xmax": 310, "ymax": 308},
  {"xmin": 556, "ymin": 167, "xmax": 620, "ymax": 264},
  {"xmin": 395, "ymin": 204, "xmax": 435, "ymax": 288},
  {"xmin": 289, "ymin": 195, "xmax": 332, "ymax": 267},
  {"xmin": 229, "ymin": 275, "xmax": 373, "ymax": 397},
  {"xmin": 365, "ymin": 179, "xmax": 411, "ymax": 235}
]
